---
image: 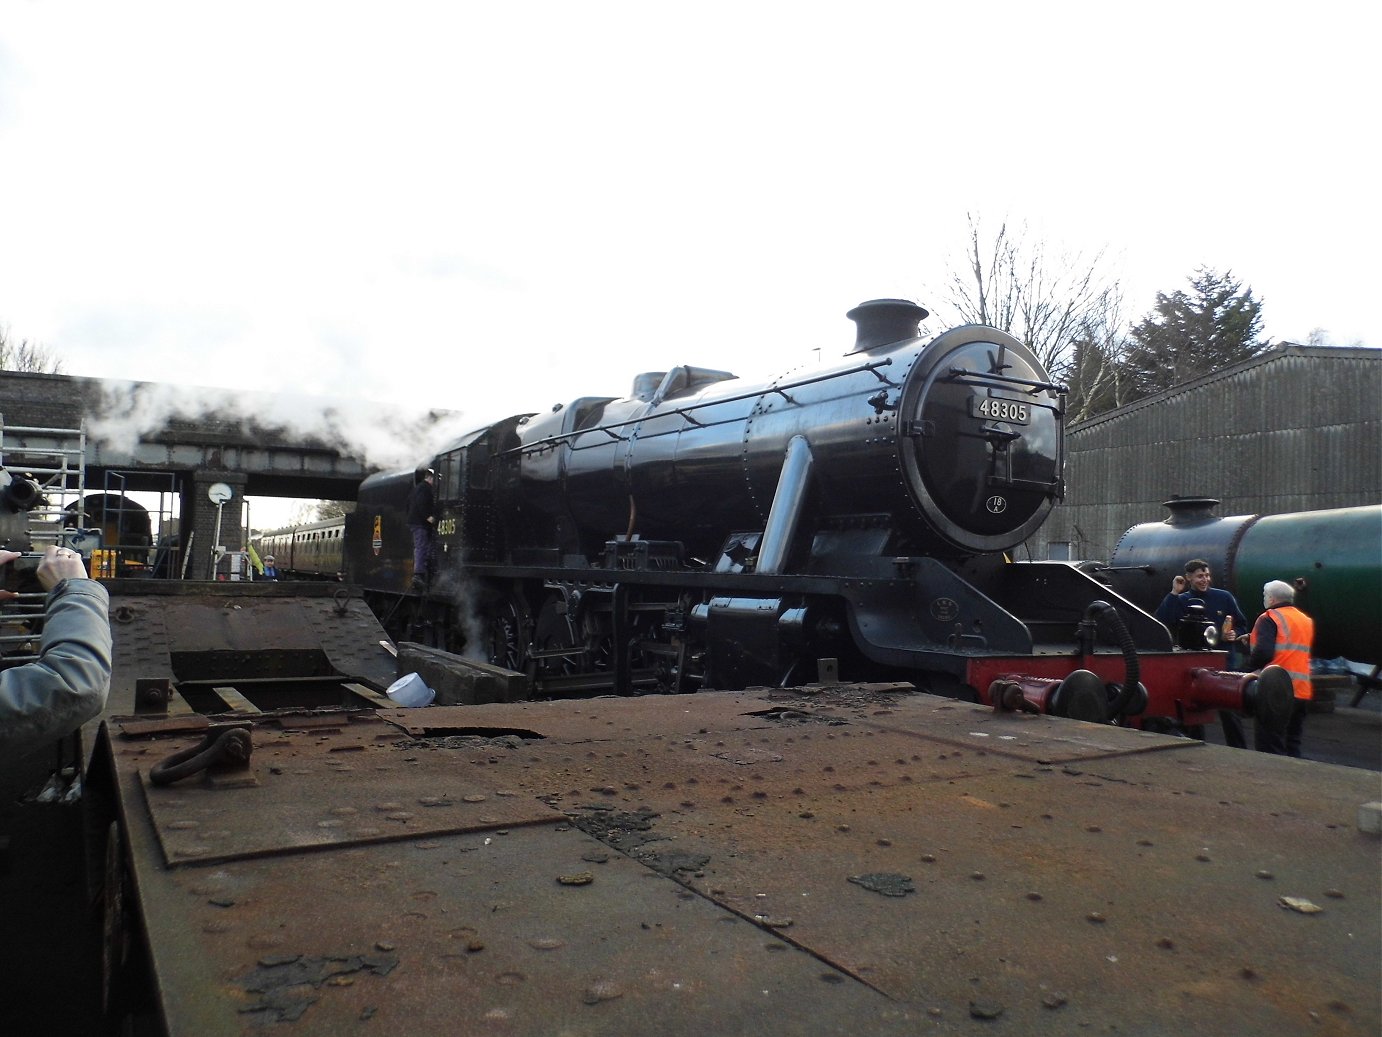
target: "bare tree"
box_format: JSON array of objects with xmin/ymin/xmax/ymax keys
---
[
  {"xmin": 0, "ymin": 324, "xmax": 64, "ymax": 373},
  {"xmin": 313, "ymin": 500, "xmax": 355, "ymax": 520},
  {"xmin": 286, "ymin": 500, "xmax": 355, "ymax": 525},
  {"xmin": 932, "ymin": 216, "xmax": 1124, "ymax": 392},
  {"xmin": 1296, "ymin": 328, "xmax": 1364, "ymax": 347},
  {"xmin": 1065, "ymin": 297, "xmax": 1137, "ymax": 423}
]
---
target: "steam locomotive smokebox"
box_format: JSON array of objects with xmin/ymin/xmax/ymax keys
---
[{"xmin": 396, "ymin": 642, "xmax": 529, "ymax": 705}]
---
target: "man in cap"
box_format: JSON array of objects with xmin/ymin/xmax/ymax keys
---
[{"xmin": 406, "ymin": 467, "xmax": 437, "ymax": 589}]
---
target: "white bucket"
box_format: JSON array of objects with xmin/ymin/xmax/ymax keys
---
[{"xmin": 386, "ymin": 672, "xmax": 435, "ymax": 708}]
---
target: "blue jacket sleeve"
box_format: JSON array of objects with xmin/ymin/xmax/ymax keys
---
[
  {"xmin": 1154, "ymin": 593, "xmax": 1184, "ymax": 625},
  {"xmin": 1220, "ymin": 590, "xmax": 1248, "ymax": 630},
  {"xmin": 0, "ymin": 580, "xmax": 112, "ymax": 756}
]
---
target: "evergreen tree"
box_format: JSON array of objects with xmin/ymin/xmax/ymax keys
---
[{"xmin": 1122, "ymin": 268, "xmax": 1267, "ymax": 399}]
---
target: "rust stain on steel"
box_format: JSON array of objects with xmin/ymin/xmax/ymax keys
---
[
  {"xmin": 115, "ymin": 715, "xmax": 211, "ymax": 738},
  {"xmin": 422, "ymin": 688, "xmax": 1379, "ymax": 1034},
  {"xmin": 764, "ymin": 687, "xmax": 1205, "ymax": 765},
  {"xmin": 114, "ymin": 687, "xmax": 1382, "ymax": 1036},
  {"xmin": 134, "ymin": 716, "xmax": 559, "ymax": 867},
  {"xmin": 125, "ymin": 805, "xmax": 927, "ymax": 1036},
  {"xmin": 274, "ymin": 713, "xmax": 353, "ymax": 730}
]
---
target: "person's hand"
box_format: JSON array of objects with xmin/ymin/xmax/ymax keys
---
[
  {"xmin": 36, "ymin": 545, "xmax": 88, "ymax": 590},
  {"xmin": 1171, "ymin": 575, "xmax": 1186, "ymax": 593},
  {"xmin": 0, "ymin": 549, "xmax": 20, "ymax": 601}
]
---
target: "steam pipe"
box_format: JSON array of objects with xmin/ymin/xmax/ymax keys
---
[{"xmin": 756, "ymin": 436, "xmax": 814, "ymax": 575}]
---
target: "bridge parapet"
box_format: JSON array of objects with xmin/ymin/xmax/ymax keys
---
[{"xmin": 0, "ymin": 370, "xmax": 456, "ymax": 577}]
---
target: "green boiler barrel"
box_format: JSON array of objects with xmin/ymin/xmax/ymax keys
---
[{"xmin": 1233, "ymin": 505, "xmax": 1382, "ymax": 664}]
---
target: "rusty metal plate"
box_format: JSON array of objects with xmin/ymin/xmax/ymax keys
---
[
  {"xmin": 774, "ymin": 686, "xmax": 1203, "ymax": 764},
  {"xmin": 877, "ymin": 707, "xmax": 1200, "ymax": 764},
  {"xmin": 115, "ymin": 715, "xmax": 211, "ymax": 739},
  {"xmin": 123, "ymin": 796, "xmax": 928, "ymax": 1036},
  {"xmin": 638, "ymin": 762, "xmax": 1378, "ymax": 1034},
  {"xmin": 298, "ymin": 598, "xmax": 400, "ymax": 689},
  {"xmin": 131, "ymin": 597, "xmax": 330, "ymax": 652},
  {"xmin": 372, "ymin": 692, "xmax": 779, "ymax": 740},
  {"xmin": 111, "ymin": 688, "xmax": 1381, "ymax": 1036},
  {"xmin": 395, "ymin": 686, "xmax": 1202, "ymax": 766},
  {"xmin": 121, "ymin": 718, "xmax": 558, "ymax": 868},
  {"xmin": 105, "ymin": 595, "xmax": 397, "ymax": 715},
  {"xmin": 381, "ymin": 689, "xmax": 1380, "ymax": 1035}
]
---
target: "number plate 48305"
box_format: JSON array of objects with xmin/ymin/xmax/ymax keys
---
[{"xmin": 970, "ymin": 396, "xmax": 1030, "ymax": 424}]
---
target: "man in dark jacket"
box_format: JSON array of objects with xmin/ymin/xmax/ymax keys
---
[
  {"xmin": 0, "ymin": 545, "xmax": 112, "ymax": 755},
  {"xmin": 1155, "ymin": 558, "xmax": 1251, "ymax": 746},
  {"xmin": 406, "ymin": 468, "xmax": 437, "ymax": 588},
  {"xmin": 1245, "ymin": 580, "xmax": 1315, "ymax": 757},
  {"xmin": 1154, "ymin": 558, "xmax": 1249, "ymax": 637}
]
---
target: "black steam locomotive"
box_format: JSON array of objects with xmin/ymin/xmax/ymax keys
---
[{"xmin": 343, "ymin": 299, "xmax": 1270, "ymax": 731}]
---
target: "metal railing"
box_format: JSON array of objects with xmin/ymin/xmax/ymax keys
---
[{"xmin": 0, "ymin": 415, "xmax": 88, "ymax": 663}]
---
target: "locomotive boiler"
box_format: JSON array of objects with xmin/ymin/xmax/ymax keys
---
[
  {"xmin": 346, "ymin": 299, "xmax": 1276, "ymax": 735},
  {"xmin": 508, "ymin": 299, "xmax": 1061, "ymax": 561}
]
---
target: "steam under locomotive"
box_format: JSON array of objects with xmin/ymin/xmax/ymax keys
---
[{"xmin": 332, "ymin": 299, "xmax": 1279, "ymax": 733}]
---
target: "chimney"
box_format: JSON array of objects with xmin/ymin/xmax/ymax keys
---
[{"xmin": 846, "ymin": 299, "xmax": 930, "ymax": 353}]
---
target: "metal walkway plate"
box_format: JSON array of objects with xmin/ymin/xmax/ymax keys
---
[
  {"xmin": 122, "ymin": 717, "xmax": 558, "ymax": 867},
  {"xmin": 113, "ymin": 688, "xmax": 1381, "ymax": 1036}
]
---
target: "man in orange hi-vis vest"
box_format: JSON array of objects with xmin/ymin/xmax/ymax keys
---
[{"xmin": 1246, "ymin": 580, "xmax": 1315, "ymax": 757}]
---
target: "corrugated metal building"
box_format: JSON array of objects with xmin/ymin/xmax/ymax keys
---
[{"xmin": 1037, "ymin": 344, "xmax": 1381, "ymax": 562}]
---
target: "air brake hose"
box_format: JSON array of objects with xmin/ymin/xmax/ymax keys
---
[{"xmin": 1084, "ymin": 600, "xmax": 1139, "ymax": 720}]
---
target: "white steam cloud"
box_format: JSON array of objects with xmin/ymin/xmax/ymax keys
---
[{"xmin": 87, "ymin": 379, "xmax": 482, "ymax": 473}]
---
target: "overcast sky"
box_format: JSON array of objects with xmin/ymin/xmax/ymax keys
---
[{"xmin": 1, "ymin": 2, "xmax": 1375, "ymax": 501}]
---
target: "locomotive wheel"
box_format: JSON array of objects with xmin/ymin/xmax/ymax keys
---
[
  {"xmin": 484, "ymin": 593, "xmax": 531, "ymax": 672},
  {"xmin": 533, "ymin": 594, "xmax": 584, "ymax": 678},
  {"xmin": 584, "ymin": 611, "xmax": 614, "ymax": 672},
  {"xmin": 404, "ymin": 599, "xmax": 440, "ymax": 649},
  {"xmin": 629, "ymin": 613, "xmax": 686, "ymax": 693}
]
